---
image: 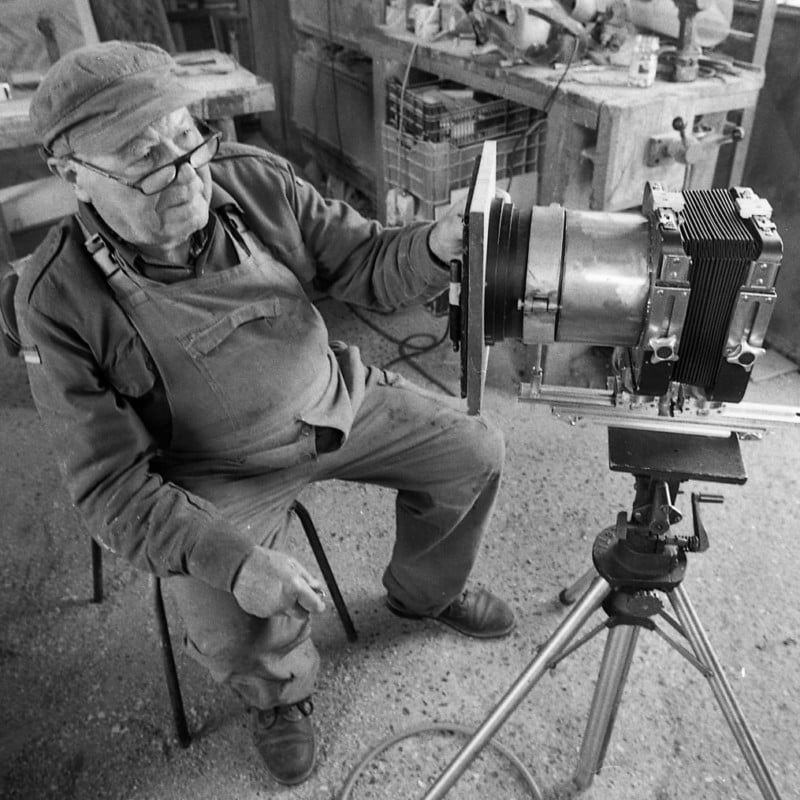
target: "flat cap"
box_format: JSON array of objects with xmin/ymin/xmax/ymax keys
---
[{"xmin": 30, "ymin": 40, "xmax": 204, "ymax": 155}]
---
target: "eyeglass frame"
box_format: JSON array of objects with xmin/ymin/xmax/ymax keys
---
[{"xmin": 45, "ymin": 119, "xmax": 222, "ymax": 197}]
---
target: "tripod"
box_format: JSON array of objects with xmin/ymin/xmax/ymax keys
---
[{"xmin": 422, "ymin": 427, "xmax": 783, "ymax": 800}]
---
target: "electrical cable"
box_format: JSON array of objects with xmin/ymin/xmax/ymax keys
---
[
  {"xmin": 393, "ymin": 0, "xmax": 443, "ymax": 213},
  {"xmin": 326, "ymin": 20, "xmax": 546, "ymax": 797},
  {"xmin": 543, "ymin": 36, "xmax": 580, "ymax": 114},
  {"xmin": 337, "ymin": 721, "xmax": 544, "ymax": 800},
  {"xmin": 506, "ymin": 35, "xmax": 578, "ymax": 194},
  {"xmin": 344, "ymin": 303, "xmax": 456, "ymax": 397}
]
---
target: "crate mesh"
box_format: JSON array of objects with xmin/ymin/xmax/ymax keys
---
[
  {"xmin": 384, "ymin": 78, "xmax": 545, "ymax": 213},
  {"xmin": 386, "ymin": 78, "xmax": 541, "ymax": 146}
]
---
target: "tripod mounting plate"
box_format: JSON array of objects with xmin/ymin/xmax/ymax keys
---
[{"xmin": 608, "ymin": 426, "xmax": 747, "ymax": 484}]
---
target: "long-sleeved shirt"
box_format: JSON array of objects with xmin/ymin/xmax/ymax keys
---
[{"xmin": 15, "ymin": 141, "xmax": 450, "ymax": 592}]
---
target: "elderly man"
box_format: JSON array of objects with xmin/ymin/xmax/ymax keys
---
[{"xmin": 15, "ymin": 40, "xmax": 514, "ymax": 786}]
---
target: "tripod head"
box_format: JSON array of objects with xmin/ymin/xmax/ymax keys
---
[{"xmin": 592, "ymin": 426, "xmax": 746, "ymax": 600}]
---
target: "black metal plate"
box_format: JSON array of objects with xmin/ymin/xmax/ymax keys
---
[{"xmin": 608, "ymin": 427, "xmax": 747, "ymax": 484}]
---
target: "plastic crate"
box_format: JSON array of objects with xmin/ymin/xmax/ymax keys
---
[
  {"xmin": 386, "ymin": 78, "xmax": 539, "ymax": 146},
  {"xmin": 382, "ymin": 121, "xmax": 544, "ymax": 217}
]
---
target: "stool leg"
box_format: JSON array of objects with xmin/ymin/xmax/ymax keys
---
[
  {"xmin": 91, "ymin": 539, "xmax": 103, "ymax": 603},
  {"xmin": 292, "ymin": 501, "xmax": 358, "ymax": 642},
  {"xmin": 153, "ymin": 576, "xmax": 191, "ymax": 747}
]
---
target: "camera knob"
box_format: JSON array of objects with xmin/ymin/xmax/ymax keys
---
[
  {"xmin": 726, "ymin": 340, "xmax": 766, "ymax": 368},
  {"xmin": 648, "ymin": 335, "xmax": 679, "ymax": 364}
]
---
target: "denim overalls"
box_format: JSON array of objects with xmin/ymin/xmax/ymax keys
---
[{"xmin": 83, "ymin": 209, "xmax": 504, "ymax": 709}]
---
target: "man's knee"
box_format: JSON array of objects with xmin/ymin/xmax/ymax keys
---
[{"xmin": 457, "ymin": 414, "xmax": 505, "ymax": 478}]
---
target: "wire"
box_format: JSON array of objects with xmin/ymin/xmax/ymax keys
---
[
  {"xmin": 543, "ymin": 36, "xmax": 580, "ymax": 115},
  {"xmin": 337, "ymin": 721, "xmax": 544, "ymax": 800},
  {"xmin": 344, "ymin": 303, "xmax": 457, "ymax": 396},
  {"xmin": 393, "ymin": 0, "xmax": 444, "ymax": 205},
  {"xmin": 506, "ymin": 35, "xmax": 579, "ymax": 194},
  {"xmin": 505, "ymin": 115, "xmax": 547, "ymax": 195}
]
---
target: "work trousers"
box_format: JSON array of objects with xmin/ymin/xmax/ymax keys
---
[{"xmin": 169, "ymin": 366, "xmax": 505, "ymax": 710}]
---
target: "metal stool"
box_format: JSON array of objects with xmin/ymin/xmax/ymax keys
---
[{"xmin": 89, "ymin": 500, "xmax": 357, "ymax": 747}]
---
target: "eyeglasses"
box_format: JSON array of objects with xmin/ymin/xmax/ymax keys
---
[{"xmin": 65, "ymin": 121, "xmax": 221, "ymax": 196}]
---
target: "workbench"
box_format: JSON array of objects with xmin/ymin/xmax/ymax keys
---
[
  {"xmin": 363, "ymin": 28, "xmax": 765, "ymax": 220},
  {"xmin": 0, "ymin": 50, "xmax": 275, "ymax": 152}
]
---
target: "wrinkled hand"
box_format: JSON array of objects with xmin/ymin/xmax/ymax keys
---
[
  {"xmin": 232, "ymin": 547, "xmax": 326, "ymax": 619},
  {"xmin": 428, "ymin": 196, "xmax": 468, "ymax": 265}
]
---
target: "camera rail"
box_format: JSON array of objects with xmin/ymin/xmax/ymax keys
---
[{"xmin": 518, "ymin": 380, "xmax": 800, "ymax": 437}]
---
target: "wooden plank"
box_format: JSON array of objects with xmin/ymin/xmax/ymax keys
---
[
  {"xmin": 363, "ymin": 30, "xmax": 558, "ymax": 116},
  {"xmin": 465, "ymin": 141, "xmax": 496, "ymax": 416},
  {"xmin": 0, "ymin": 0, "xmax": 99, "ymax": 78},
  {"xmin": 727, "ymin": 0, "xmax": 778, "ymax": 185},
  {"xmin": 0, "ymin": 177, "xmax": 76, "ymax": 233},
  {"xmin": 74, "ymin": 0, "xmax": 100, "ymax": 44},
  {"xmin": 593, "ymin": 84, "xmax": 762, "ymax": 211},
  {"xmin": 751, "ymin": 0, "xmax": 778, "ymax": 67},
  {"xmin": 0, "ymin": 100, "xmax": 39, "ymax": 152},
  {"xmin": 291, "ymin": 0, "xmax": 385, "ymax": 50},
  {"xmin": 88, "ymin": 0, "xmax": 174, "ymax": 52},
  {"xmin": 363, "ymin": 26, "xmax": 769, "ymax": 213},
  {"xmin": 596, "ymin": 100, "xmax": 687, "ymax": 210},
  {"xmin": 0, "ymin": 208, "xmax": 16, "ymax": 264},
  {"xmin": 188, "ymin": 79, "xmax": 275, "ymax": 122},
  {"xmin": 371, "ymin": 55, "xmax": 389, "ymax": 223},
  {"xmin": 0, "ymin": 52, "xmax": 275, "ymax": 152},
  {"xmin": 362, "ymin": 28, "xmax": 763, "ymax": 124},
  {"xmin": 248, "ymin": 0, "xmax": 293, "ymax": 146},
  {"xmin": 686, "ymin": 111, "xmax": 726, "ymax": 190},
  {"xmin": 539, "ymin": 99, "xmax": 596, "ymax": 208}
]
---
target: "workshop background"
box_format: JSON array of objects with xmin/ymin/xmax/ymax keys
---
[{"xmin": 1, "ymin": 1, "xmax": 799, "ymax": 799}]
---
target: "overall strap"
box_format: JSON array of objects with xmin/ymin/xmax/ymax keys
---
[
  {"xmin": 75, "ymin": 213, "xmax": 144, "ymax": 304},
  {"xmin": 217, "ymin": 204, "xmax": 265, "ymax": 262}
]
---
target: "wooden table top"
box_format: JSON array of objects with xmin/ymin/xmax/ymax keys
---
[{"xmin": 0, "ymin": 50, "xmax": 275, "ymax": 152}]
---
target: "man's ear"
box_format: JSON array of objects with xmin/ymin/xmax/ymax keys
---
[{"xmin": 47, "ymin": 157, "xmax": 91, "ymax": 203}]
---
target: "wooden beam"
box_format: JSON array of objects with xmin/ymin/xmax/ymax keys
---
[
  {"xmin": 0, "ymin": 177, "xmax": 76, "ymax": 234},
  {"xmin": 729, "ymin": 0, "xmax": 778, "ymax": 184}
]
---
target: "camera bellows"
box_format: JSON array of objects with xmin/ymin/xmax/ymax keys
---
[{"xmin": 672, "ymin": 189, "xmax": 762, "ymax": 396}]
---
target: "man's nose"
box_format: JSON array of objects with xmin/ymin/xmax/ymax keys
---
[{"xmin": 175, "ymin": 159, "xmax": 201, "ymax": 184}]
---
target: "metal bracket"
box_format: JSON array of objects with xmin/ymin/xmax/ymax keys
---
[
  {"xmin": 521, "ymin": 205, "xmax": 565, "ymax": 345},
  {"xmin": 724, "ymin": 290, "xmax": 777, "ymax": 370},
  {"xmin": 640, "ymin": 183, "xmax": 691, "ymax": 361},
  {"xmin": 645, "ymin": 286, "xmax": 691, "ymax": 362}
]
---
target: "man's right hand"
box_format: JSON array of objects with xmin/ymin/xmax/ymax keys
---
[{"xmin": 232, "ymin": 547, "xmax": 326, "ymax": 619}]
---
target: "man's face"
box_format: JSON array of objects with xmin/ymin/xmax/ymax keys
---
[{"xmin": 64, "ymin": 108, "xmax": 213, "ymax": 251}]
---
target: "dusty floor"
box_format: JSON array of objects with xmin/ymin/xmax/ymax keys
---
[{"xmin": 1, "ymin": 295, "xmax": 799, "ymax": 800}]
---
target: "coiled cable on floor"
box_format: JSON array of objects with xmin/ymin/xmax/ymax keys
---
[
  {"xmin": 345, "ymin": 303, "xmax": 456, "ymax": 397},
  {"xmin": 337, "ymin": 721, "xmax": 544, "ymax": 800}
]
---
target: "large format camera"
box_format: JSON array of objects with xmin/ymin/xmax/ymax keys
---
[
  {"xmin": 454, "ymin": 142, "xmax": 792, "ymax": 433},
  {"xmin": 422, "ymin": 143, "xmax": 796, "ymax": 800}
]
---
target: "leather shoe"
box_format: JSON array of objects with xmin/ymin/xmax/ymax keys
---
[
  {"xmin": 386, "ymin": 587, "xmax": 515, "ymax": 639},
  {"xmin": 251, "ymin": 698, "xmax": 316, "ymax": 785}
]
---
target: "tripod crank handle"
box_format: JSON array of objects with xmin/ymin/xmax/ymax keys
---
[
  {"xmin": 694, "ymin": 493, "xmax": 724, "ymax": 504},
  {"xmin": 689, "ymin": 492, "xmax": 724, "ymax": 552}
]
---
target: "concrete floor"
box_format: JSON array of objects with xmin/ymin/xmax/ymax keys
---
[{"xmin": 2, "ymin": 295, "xmax": 799, "ymax": 800}]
